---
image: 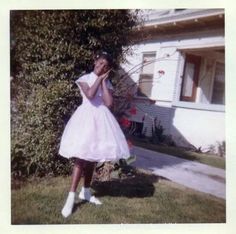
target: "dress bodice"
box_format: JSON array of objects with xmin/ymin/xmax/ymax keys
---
[{"xmin": 75, "ymin": 72, "xmax": 113, "ymax": 107}]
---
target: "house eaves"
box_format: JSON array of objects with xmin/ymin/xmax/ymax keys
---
[
  {"xmin": 143, "ymin": 9, "xmax": 224, "ymax": 27},
  {"xmin": 132, "ymin": 9, "xmax": 224, "ymax": 42}
]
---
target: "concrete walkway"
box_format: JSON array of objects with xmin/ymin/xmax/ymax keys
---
[{"xmin": 131, "ymin": 146, "xmax": 226, "ymax": 199}]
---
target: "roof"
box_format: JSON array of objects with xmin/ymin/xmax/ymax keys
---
[
  {"xmin": 132, "ymin": 9, "xmax": 225, "ymax": 42},
  {"xmin": 141, "ymin": 9, "xmax": 224, "ymax": 26}
]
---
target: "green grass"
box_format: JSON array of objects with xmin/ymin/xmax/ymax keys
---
[
  {"xmin": 11, "ymin": 172, "xmax": 226, "ymax": 224},
  {"xmin": 132, "ymin": 137, "xmax": 225, "ymax": 169}
]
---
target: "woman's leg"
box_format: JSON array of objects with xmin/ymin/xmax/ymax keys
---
[
  {"xmin": 79, "ymin": 161, "xmax": 102, "ymax": 205},
  {"xmin": 70, "ymin": 159, "xmax": 85, "ymax": 191},
  {"xmin": 83, "ymin": 161, "xmax": 96, "ymax": 188},
  {"xmin": 61, "ymin": 158, "xmax": 85, "ymax": 218}
]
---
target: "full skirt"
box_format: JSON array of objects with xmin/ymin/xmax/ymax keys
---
[{"xmin": 59, "ymin": 104, "xmax": 130, "ymax": 162}]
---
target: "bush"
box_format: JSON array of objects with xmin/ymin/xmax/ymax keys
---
[{"xmin": 11, "ymin": 10, "xmax": 140, "ymax": 178}]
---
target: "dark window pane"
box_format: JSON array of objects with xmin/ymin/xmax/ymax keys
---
[{"xmin": 211, "ymin": 62, "xmax": 225, "ymax": 105}]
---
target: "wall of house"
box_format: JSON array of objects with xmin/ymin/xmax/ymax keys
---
[
  {"xmin": 121, "ymin": 29, "xmax": 225, "ymax": 150},
  {"xmin": 132, "ymin": 101, "xmax": 174, "ymax": 136},
  {"xmin": 170, "ymin": 107, "xmax": 225, "ymax": 151},
  {"xmin": 123, "ymin": 30, "xmax": 224, "ymax": 102}
]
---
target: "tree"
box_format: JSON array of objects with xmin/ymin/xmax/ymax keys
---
[{"xmin": 10, "ymin": 10, "xmax": 140, "ymax": 177}]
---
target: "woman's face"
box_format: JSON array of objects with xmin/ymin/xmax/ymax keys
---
[{"xmin": 94, "ymin": 58, "xmax": 110, "ymax": 76}]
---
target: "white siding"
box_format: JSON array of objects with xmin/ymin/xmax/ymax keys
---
[
  {"xmin": 129, "ymin": 101, "xmax": 173, "ymax": 137},
  {"xmin": 122, "ymin": 28, "xmax": 225, "ymax": 149},
  {"xmin": 170, "ymin": 107, "xmax": 225, "ymax": 149},
  {"xmin": 152, "ymin": 47, "xmax": 180, "ymax": 101},
  {"xmin": 122, "ymin": 29, "xmax": 224, "ymax": 102}
]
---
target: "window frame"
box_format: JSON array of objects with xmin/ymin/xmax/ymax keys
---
[
  {"xmin": 210, "ymin": 61, "xmax": 225, "ymax": 105},
  {"xmin": 137, "ymin": 52, "xmax": 156, "ymax": 98},
  {"xmin": 172, "ymin": 50, "xmax": 225, "ymax": 112},
  {"xmin": 180, "ymin": 54, "xmax": 201, "ymax": 102}
]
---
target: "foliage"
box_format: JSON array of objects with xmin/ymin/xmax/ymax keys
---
[
  {"xmin": 150, "ymin": 118, "xmax": 176, "ymax": 146},
  {"xmin": 110, "ymin": 53, "xmax": 168, "ymax": 120},
  {"xmin": 94, "ymin": 156, "xmax": 136, "ymax": 181},
  {"xmin": 11, "ymin": 10, "xmax": 140, "ymax": 178},
  {"xmin": 205, "ymin": 141, "xmax": 226, "ymax": 157}
]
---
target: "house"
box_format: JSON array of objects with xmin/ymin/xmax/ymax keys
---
[{"xmin": 121, "ymin": 9, "xmax": 225, "ymax": 154}]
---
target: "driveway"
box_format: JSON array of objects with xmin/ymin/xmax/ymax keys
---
[{"xmin": 131, "ymin": 146, "xmax": 226, "ymax": 199}]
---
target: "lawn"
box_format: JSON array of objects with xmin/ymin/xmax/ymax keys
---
[
  {"xmin": 131, "ymin": 137, "xmax": 225, "ymax": 169},
  {"xmin": 11, "ymin": 171, "xmax": 226, "ymax": 224}
]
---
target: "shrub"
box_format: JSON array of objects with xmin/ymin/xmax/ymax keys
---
[{"xmin": 11, "ymin": 10, "xmax": 140, "ymax": 178}]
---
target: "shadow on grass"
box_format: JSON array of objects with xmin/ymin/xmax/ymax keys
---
[
  {"xmin": 91, "ymin": 171, "xmax": 168, "ymax": 198},
  {"xmin": 72, "ymin": 200, "xmax": 87, "ymax": 213},
  {"xmin": 70, "ymin": 171, "xmax": 168, "ymax": 214}
]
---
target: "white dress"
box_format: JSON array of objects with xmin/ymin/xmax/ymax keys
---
[{"xmin": 59, "ymin": 72, "xmax": 130, "ymax": 162}]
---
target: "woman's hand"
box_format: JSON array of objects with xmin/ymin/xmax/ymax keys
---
[
  {"xmin": 78, "ymin": 71, "xmax": 110, "ymax": 100},
  {"xmin": 100, "ymin": 69, "xmax": 113, "ymax": 108},
  {"xmin": 99, "ymin": 69, "xmax": 111, "ymax": 81}
]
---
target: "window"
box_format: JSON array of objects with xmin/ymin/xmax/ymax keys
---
[
  {"xmin": 176, "ymin": 50, "xmax": 225, "ymax": 110},
  {"xmin": 137, "ymin": 53, "xmax": 156, "ymax": 97},
  {"xmin": 180, "ymin": 54, "xmax": 201, "ymax": 102},
  {"xmin": 211, "ymin": 62, "xmax": 225, "ymax": 105}
]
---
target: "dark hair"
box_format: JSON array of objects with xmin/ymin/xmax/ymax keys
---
[{"xmin": 95, "ymin": 51, "xmax": 113, "ymax": 68}]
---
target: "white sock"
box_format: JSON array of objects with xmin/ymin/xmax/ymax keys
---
[
  {"xmin": 61, "ymin": 191, "xmax": 75, "ymax": 218},
  {"xmin": 79, "ymin": 186, "xmax": 91, "ymax": 199},
  {"xmin": 79, "ymin": 186, "xmax": 102, "ymax": 205}
]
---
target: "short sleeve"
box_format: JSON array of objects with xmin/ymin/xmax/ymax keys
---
[{"xmin": 75, "ymin": 74, "xmax": 88, "ymax": 87}]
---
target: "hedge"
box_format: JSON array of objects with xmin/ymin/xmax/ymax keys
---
[{"xmin": 11, "ymin": 10, "xmax": 140, "ymax": 177}]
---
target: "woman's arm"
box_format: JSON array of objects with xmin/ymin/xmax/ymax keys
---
[
  {"xmin": 78, "ymin": 71, "xmax": 109, "ymax": 99},
  {"xmin": 101, "ymin": 79, "xmax": 113, "ymax": 108},
  {"xmin": 78, "ymin": 77, "xmax": 102, "ymax": 100}
]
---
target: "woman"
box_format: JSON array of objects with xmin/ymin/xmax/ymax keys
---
[{"xmin": 59, "ymin": 51, "xmax": 130, "ymax": 218}]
